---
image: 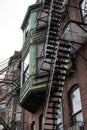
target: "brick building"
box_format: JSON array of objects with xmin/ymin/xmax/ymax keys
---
[
  {"xmin": 0, "ymin": 0, "xmax": 87, "ymax": 130},
  {"xmin": 20, "ymin": 0, "xmax": 87, "ymax": 130}
]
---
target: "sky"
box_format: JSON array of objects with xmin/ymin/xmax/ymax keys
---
[{"xmin": 0, "ymin": 0, "xmax": 36, "ymax": 62}]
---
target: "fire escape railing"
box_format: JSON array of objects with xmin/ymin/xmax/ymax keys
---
[
  {"xmin": 0, "ymin": 106, "xmax": 11, "ymax": 130},
  {"xmin": 0, "ymin": 56, "xmax": 21, "ymax": 129},
  {"xmin": 36, "ymin": 0, "xmax": 87, "ymax": 130}
]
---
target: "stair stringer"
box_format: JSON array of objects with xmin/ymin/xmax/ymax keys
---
[{"xmin": 37, "ymin": 0, "xmax": 71, "ymax": 130}]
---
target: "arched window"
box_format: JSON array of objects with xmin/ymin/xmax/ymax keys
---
[
  {"xmin": 31, "ymin": 121, "xmax": 36, "ymax": 130},
  {"xmin": 69, "ymin": 85, "xmax": 83, "ymax": 124}
]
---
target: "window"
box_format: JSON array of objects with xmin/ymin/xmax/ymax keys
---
[
  {"xmin": 14, "ymin": 104, "xmax": 22, "ymax": 121},
  {"xmin": 23, "ymin": 52, "xmax": 29, "ymax": 83},
  {"xmin": 24, "ymin": 8, "xmax": 39, "ymax": 40},
  {"xmin": 31, "ymin": 121, "xmax": 36, "ymax": 130},
  {"xmin": 0, "ymin": 103, "xmax": 6, "ymax": 109},
  {"xmin": 69, "ymin": 85, "xmax": 83, "ymax": 123},
  {"xmin": 15, "ymin": 113, "xmax": 21, "ymax": 121},
  {"xmin": 15, "ymin": 104, "xmax": 21, "ymax": 113},
  {"xmin": 25, "ymin": 23, "xmax": 30, "ymax": 38},
  {"xmin": 0, "ymin": 85, "xmax": 7, "ymax": 94},
  {"xmin": 15, "ymin": 123, "xmax": 21, "ymax": 130},
  {"xmin": 79, "ymin": 0, "xmax": 87, "ymax": 22}
]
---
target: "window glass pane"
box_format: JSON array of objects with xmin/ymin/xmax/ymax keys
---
[
  {"xmin": 15, "ymin": 123, "xmax": 21, "ymax": 130},
  {"xmin": 24, "ymin": 10, "xmax": 38, "ymax": 39},
  {"xmin": 0, "ymin": 103, "xmax": 6, "ymax": 109},
  {"xmin": 80, "ymin": 0, "xmax": 85, "ymax": 17},
  {"xmin": 24, "ymin": 53, "xmax": 29, "ymax": 71},
  {"xmin": 56, "ymin": 124, "xmax": 63, "ymax": 130},
  {"xmin": 23, "ymin": 52, "xmax": 29, "ymax": 82},
  {"xmin": 15, "ymin": 113, "xmax": 21, "ymax": 121},
  {"xmin": 75, "ymin": 112, "xmax": 83, "ymax": 122},
  {"xmin": 0, "ymin": 125, "xmax": 4, "ymax": 129},
  {"xmin": 2, "ymin": 86, "xmax": 7, "ymax": 93},
  {"xmin": 15, "ymin": 104, "xmax": 21, "ymax": 113},
  {"xmin": 29, "ymin": 11, "xmax": 37, "ymax": 29},
  {"xmin": 71, "ymin": 88, "xmax": 82, "ymax": 114}
]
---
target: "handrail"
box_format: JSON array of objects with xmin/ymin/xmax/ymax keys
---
[
  {"xmin": 0, "ymin": 85, "xmax": 20, "ymax": 102},
  {"xmin": 0, "ymin": 58, "xmax": 21, "ymax": 75},
  {"xmin": 42, "ymin": 0, "xmax": 57, "ymax": 130}
]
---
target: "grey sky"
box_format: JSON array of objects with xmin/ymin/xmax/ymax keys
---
[{"xmin": 0, "ymin": 0, "xmax": 36, "ymax": 62}]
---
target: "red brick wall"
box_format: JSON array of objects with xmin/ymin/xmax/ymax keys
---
[
  {"xmin": 63, "ymin": 44, "xmax": 87, "ymax": 130},
  {"xmin": 23, "ymin": 104, "xmax": 44, "ymax": 130}
]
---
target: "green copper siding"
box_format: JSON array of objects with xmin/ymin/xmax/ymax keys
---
[{"xmin": 20, "ymin": 4, "xmax": 48, "ymax": 103}]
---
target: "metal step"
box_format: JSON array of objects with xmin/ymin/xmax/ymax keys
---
[
  {"xmin": 49, "ymin": 100, "xmax": 60, "ymax": 104},
  {"xmin": 52, "ymin": 15, "xmax": 62, "ymax": 21},
  {"xmin": 55, "ymin": 65, "xmax": 67, "ymax": 70},
  {"xmin": 47, "ymin": 41, "xmax": 57, "ymax": 45},
  {"xmin": 58, "ymin": 54, "xmax": 69, "ymax": 59},
  {"xmin": 52, "ymin": 82, "xmax": 64, "ymax": 87},
  {"xmin": 50, "ymin": 27, "xmax": 58, "ymax": 32},
  {"xmin": 53, "ymin": 0, "xmax": 63, "ymax": 5},
  {"xmin": 44, "ymin": 128, "xmax": 56, "ymax": 130},
  {"xmin": 50, "ymin": 22, "xmax": 60, "ymax": 28},
  {"xmin": 49, "ymin": 31, "xmax": 58, "ymax": 35},
  {"xmin": 46, "ymin": 117, "xmax": 57, "ymax": 120},
  {"xmin": 47, "ymin": 111, "xmax": 59, "ymax": 115},
  {"xmin": 60, "ymin": 43, "xmax": 71, "ymax": 48},
  {"xmin": 48, "ymin": 106, "xmax": 60, "ymax": 109},
  {"xmin": 46, "ymin": 50, "xmax": 56, "ymax": 55},
  {"xmin": 58, "ymin": 49, "xmax": 70, "ymax": 54},
  {"xmin": 47, "ymin": 46, "xmax": 57, "ymax": 50},
  {"xmin": 54, "ymin": 71, "xmax": 67, "ymax": 76},
  {"xmin": 53, "ymin": 76, "xmax": 65, "ymax": 81},
  {"xmin": 51, "ymin": 94, "xmax": 62, "ymax": 98},
  {"xmin": 52, "ymin": 12, "xmax": 62, "ymax": 18},
  {"xmin": 56, "ymin": 60, "xmax": 68, "ymax": 65},
  {"xmin": 51, "ymin": 18, "xmax": 60, "ymax": 23},
  {"xmin": 52, "ymin": 6, "xmax": 63, "ymax": 11},
  {"xmin": 58, "ymin": 58, "xmax": 69, "ymax": 63},
  {"xmin": 46, "ymin": 55, "xmax": 55, "ymax": 59},
  {"xmin": 45, "ymin": 123, "xmax": 57, "ymax": 126},
  {"xmin": 48, "ymin": 36, "xmax": 58, "ymax": 41},
  {"xmin": 53, "ymin": 2, "xmax": 63, "ymax": 7},
  {"xmin": 53, "ymin": 5, "xmax": 63, "ymax": 11}
]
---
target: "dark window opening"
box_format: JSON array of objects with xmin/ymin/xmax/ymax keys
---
[{"xmin": 39, "ymin": 114, "xmax": 43, "ymax": 130}]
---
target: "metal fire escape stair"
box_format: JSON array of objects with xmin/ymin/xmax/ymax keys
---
[
  {"xmin": 38, "ymin": 0, "xmax": 71, "ymax": 130},
  {"xmin": 0, "ymin": 57, "xmax": 21, "ymax": 129},
  {"xmin": 0, "ymin": 106, "xmax": 11, "ymax": 130}
]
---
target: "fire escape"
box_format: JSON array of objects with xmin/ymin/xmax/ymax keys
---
[
  {"xmin": 0, "ymin": 55, "xmax": 21, "ymax": 130},
  {"xmin": 35, "ymin": 0, "xmax": 87, "ymax": 130}
]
